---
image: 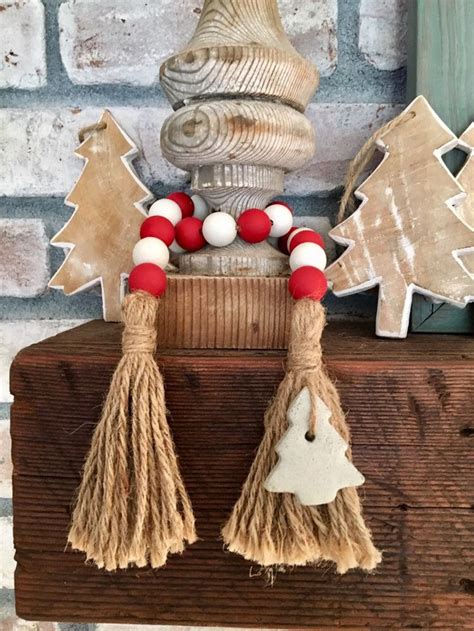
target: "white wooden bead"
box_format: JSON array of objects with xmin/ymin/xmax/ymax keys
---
[
  {"xmin": 133, "ymin": 237, "xmax": 170, "ymax": 268},
  {"xmin": 265, "ymin": 204, "xmax": 293, "ymax": 237},
  {"xmin": 169, "ymin": 239, "xmax": 187, "ymax": 254},
  {"xmin": 148, "ymin": 198, "xmax": 182, "ymax": 225},
  {"xmin": 289, "ymin": 242, "xmax": 327, "ymax": 272},
  {"xmin": 202, "ymin": 212, "xmax": 237, "ymax": 247},
  {"xmin": 191, "ymin": 194, "xmax": 210, "ymax": 220}
]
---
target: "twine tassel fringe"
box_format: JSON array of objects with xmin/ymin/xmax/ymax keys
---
[
  {"xmin": 222, "ymin": 299, "xmax": 381, "ymax": 574},
  {"xmin": 68, "ymin": 291, "xmax": 196, "ymax": 571}
]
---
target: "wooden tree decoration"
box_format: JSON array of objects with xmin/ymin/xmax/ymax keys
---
[
  {"xmin": 457, "ymin": 124, "xmax": 474, "ymax": 274},
  {"xmin": 160, "ymin": 0, "xmax": 318, "ymax": 277},
  {"xmin": 458, "ymin": 124, "xmax": 474, "ymax": 223},
  {"xmin": 326, "ymin": 96, "xmax": 474, "ymax": 338},
  {"xmin": 49, "ymin": 110, "xmax": 152, "ymax": 321}
]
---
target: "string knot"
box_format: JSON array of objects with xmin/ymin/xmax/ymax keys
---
[
  {"xmin": 286, "ymin": 350, "xmax": 322, "ymax": 373},
  {"xmin": 122, "ymin": 324, "xmax": 157, "ymax": 354}
]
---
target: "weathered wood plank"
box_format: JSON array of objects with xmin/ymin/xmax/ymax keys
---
[
  {"xmin": 11, "ymin": 321, "xmax": 474, "ymax": 626},
  {"xmin": 13, "ymin": 318, "xmax": 474, "ymax": 360},
  {"xmin": 13, "ymin": 508, "xmax": 474, "ymax": 627}
]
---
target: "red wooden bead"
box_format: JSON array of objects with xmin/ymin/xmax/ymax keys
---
[
  {"xmin": 237, "ymin": 208, "xmax": 272, "ymax": 243},
  {"xmin": 278, "ymin": 226, "xmax": 298, "ymax": 254},
  {"xmin": 140, "ymin": 216, "xmax": 175, "ymax": 246},
  {"xmin": 167, "ymin": 192, "xmax": 194, "ymax": 218},
  {"xmin": 288, "ymin": 228, "xmax": 325, "ymax": 253},
  {"xmin": 129, "ymin": 263, "xmax": 167, "ymax": 297},
  {"xmin": 175, "ymin": 216, "xmax": 206, "ymax": 251},
  {"xmin": 288, "ymin": 266, "xmax": 327, "ymax": 301}
]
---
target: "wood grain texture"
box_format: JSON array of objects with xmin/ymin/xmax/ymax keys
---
[
  {"xmin": 176, "ymin": 241, "xmax": 289, "ymax": 279},
  {"xmin": 160, "ymin": 100, "xmax": 315, "ymax": 207},
  {"xmin": 10, "ymin": 321, "xmax": 474, "ymax": 627},
  {"xmin": 158, "ymin": 274, "xmax": 292, "ymax": 348},
  {"xmin": 49, "ymin": 110, "xmax": 152, "ymax": 322},
  {"xmin": 161, "ymin": 99, "xmax": 314, "ymax": 171},
  {"xmin": 326, "ymin": 96, "xmax": 474, "ymax": 338},
  {"xmin": 191, "ymin": 163, "xmax": 285, "ymax": 216},
  {"xmin": 407, "ymin": 0, "xmax": 474, "ymax": 333},
  {"xmin": 160, "ymin": 0, "xmax": 318, "ymax": 111}
]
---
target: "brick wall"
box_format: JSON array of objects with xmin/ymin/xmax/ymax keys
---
[{"xmin": 0, "ymin": 1, "xmax": 407, "ymax": 628}]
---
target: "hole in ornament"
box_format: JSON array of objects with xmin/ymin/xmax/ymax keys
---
[
  {"xmin": 460, "ymin": 427, "xmax": 474, "ymax": 437},
  {"xmin": 78, "ymin": 121, "xmax": 107, "ymax": 143},
  {"xmin": 398, "ymin": 503, "xmax": 409, "ymax": 511},
  {"xmin": 442, "ymin": 148, "xmax": 467, "ymax": 177},
  {"xmin": 305, "ymin": 431, "xmax": 315, "ymax": 442}
]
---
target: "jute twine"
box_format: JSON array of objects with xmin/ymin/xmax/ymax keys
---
[
  {"xmin": 337, "ymin": 109, "xmax": 416, "ymax": 224},
  {"xmin": 222, "ymin": 299, "xmax": 381, "ymax": 574},
  {"xmin": 68, "ymin": 291, "xmax": 196, "ymax": 571}
]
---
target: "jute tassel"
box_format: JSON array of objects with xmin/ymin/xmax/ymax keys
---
[
  {"xmin": 222, "ymin": 299, "xmax": 381, "ymax": 574},
  {"xmin": 68, "ymin": 291, "xmax": 196, "ymax": 570}
]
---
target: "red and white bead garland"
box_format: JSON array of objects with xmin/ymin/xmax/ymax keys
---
[{"xmin": 129, "ymin": 192, "xmax": 328, "ymax": 302}]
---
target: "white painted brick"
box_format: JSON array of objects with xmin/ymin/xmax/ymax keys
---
[
  {"xmin": 0, "ymin": 0, "xmax": 46, "ymax": 89},
  {"xmin": 0, "ymin": 104, "xmax": 402, "ymax": 197},
  {"xmin": 0, "ymin": 417, "xmax": 12, "ymax": 498},
  {"xmin": 0, "ymin": 107, "xmax": 181, "ymax": 196},
  {"xmin": 280, "ymin": 0, "xmax": 337, "ymax": 77},
  {"xmin": 58, "ymin": 0, "xmax": 336, "ymax": 85},
  {"xmin": 58, "ymin": 0, "xmax": 202, "ymax": 86},
  {"xmin": 0, "ymin": 219, "xmax": 49, "ymax": 297},
  {"xmin": 0, "ymin": 320, "xmax": 87, "ymax": 402},
  {"xmin": 359, "ymin": 0, "xmax": 407, "ymax": 71},
  {"xmin": 0, "ymin": 515, "xmax": 14, "ymax": 589},
  {"xmin": 0, "ymin": 586, "xmax": 59, "ymax": 629},
  {"xmin": 285, "ymin": 102, "xmax": 404, "ymax": 194}
]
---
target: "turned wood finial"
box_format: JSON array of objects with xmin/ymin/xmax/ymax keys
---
[
  {"xmin": 160, "ymin": 0, "xmax": 319, "ymax": 275},
  {"xmin": 160, "ymin": 0, "xmax": 318, "ymax": 112}
]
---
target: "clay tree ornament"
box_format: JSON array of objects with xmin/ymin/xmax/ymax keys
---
[
  {"xmin": 325, "ymin": 95, "xmax": 474, "ymax": 338},
  {"xmin": 265, "ymin": 387, "xmax": 365, "ymax": 506},
  {"xmin": 49, "ymin": 110, "xmax": 152, "ymax": 322}
]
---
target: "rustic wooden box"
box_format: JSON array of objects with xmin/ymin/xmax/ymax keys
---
[{"xmin": 10, "ymin": 321, "xmax": 474, "ymax": 628}]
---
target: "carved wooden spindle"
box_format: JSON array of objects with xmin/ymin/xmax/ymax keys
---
[{"xmin": 160, "ymin": 0, "xmax": 319, "ymax": 276}]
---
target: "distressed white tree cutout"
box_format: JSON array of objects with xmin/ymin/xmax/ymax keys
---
[
  {"xmin": 49, "ymin": 110, "xmax": 152, "ymax": 321},
  {"xmin": 457, "ymin": 124, "xmax": 474, "ymax": 274},
  {"xmin": 264, "ymin": 387, "xmax": 364, "ymax": 506},
  {"xmin": 326, "ymin": 96, "xmax": 474, "ymax": 338}
]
